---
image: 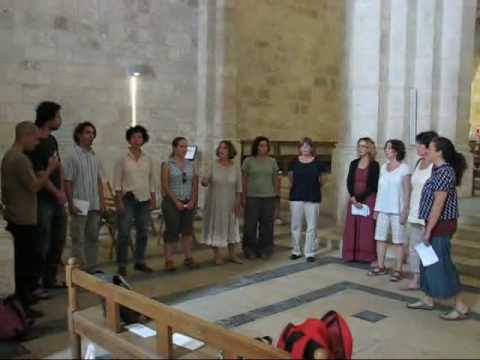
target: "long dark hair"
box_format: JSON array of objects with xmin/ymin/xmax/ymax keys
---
[
  {"xmin": 385, "ymin": 139, "xmax": 406, "ymax": 161},
  {"xmin": 170, "ymin": 136, "xmax": 187, "ymax": 158},
  {"xmin": 432, "ymin": 137, "xmax": 467, "ymax": 186}
]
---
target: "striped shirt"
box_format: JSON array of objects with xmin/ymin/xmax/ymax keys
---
[
  {"xmin": 64, "ymin": 145, "xmax": 104, "ymax": 211},
  {"xmin": 166, "ymin": 159, "xmax": 195, "ymax": 201},
  {"xmin": 419, "ymin": 164, "xmax": 458, "ymax": 221}
]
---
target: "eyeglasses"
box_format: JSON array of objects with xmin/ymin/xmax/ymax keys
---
[{"xmin": 182, "ymin": 172, "xmax": 187, "ymax": 184}]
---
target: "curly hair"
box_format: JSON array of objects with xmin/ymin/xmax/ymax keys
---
[{"xmin": 126, "ymin": 125, "xmax": 149, "ymax": 144}]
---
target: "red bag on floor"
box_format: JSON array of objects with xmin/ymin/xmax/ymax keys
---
[
  {"xmin": 0, "ymin": 296, "xmax": 29, "ymax": 340},
  {"xmin": 277, "ymin": 311, "xmax": 353, "ymax": 359}
]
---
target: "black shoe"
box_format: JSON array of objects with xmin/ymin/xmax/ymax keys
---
[
  {"xmin": 244, "ymin": 250, "xmax": 256, "ymax": 260},
  {"xmin": 25, "ymin": 308, "xmax": 44, "ymax": 319},
  {"xmin": 118, "ymin": 266, "xmax": 127, "ymax": 277},
  {"xmin": 290, "ymin": 254, "xmax": 302, "ymax": 260},
  {"xmin": 306, "ymin": 256, "xmax": 316, "ymax": 263},
  {"xmin": 260, "ymin": 253, "xmax": 272, "ymax": 260},
  {"xmin": 134, "ymin": 263, "xmax": 153, "ymax": 273}
]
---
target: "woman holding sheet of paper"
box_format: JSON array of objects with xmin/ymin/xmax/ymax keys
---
[
  {"xmin": 368, "ymin": 140, "xmax": 411, "ymax": 282},
  {"xmin": 342, "ymin": 138, "xmax": 379, "ymax": 263},
  {"xmin": 407, "ymin": 137, "xmax": 469, "ymax": 321},
  {"xmin": 404, "ymin": 131, "xmax": 437, "ymax": 290}
]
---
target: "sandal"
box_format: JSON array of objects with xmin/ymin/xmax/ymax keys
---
[
  {"xmin": 390, "ymin": 271, "xmax": 402, "ymax": 282},
  {"xmin": 440, "ymin": 308, "xmax": 470, "ymax": 321},
  {"xmin": 164, "ymin": 260, "xmax": 176, "ymax": 272},
  {"xmin": 184, "ymin": 257, "xmax": 200, "ymax": 270},
  {"xmin": 367, "ymin": 267, "xmax": 388, "ymax": 276},
  {"xmin": 407, "ymin": 300, "xmax": 435, "ymax": 311}
]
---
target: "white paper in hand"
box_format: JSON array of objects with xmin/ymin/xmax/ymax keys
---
[
  {"xmin": 351, "ymin": 204, "xmax": 370, "ymax": 217},
  {"xmin": 415, "ymin": 243, "xmax": 439, "ymax": 267},
  {"xmin": 73, "ymin": 199, "xmax": 89, "ymax": 216}
]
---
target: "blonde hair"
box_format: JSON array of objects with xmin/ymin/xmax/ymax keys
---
[{"xmin": 357, "ymin": 137, "xmax": 376, "ymax": 160}]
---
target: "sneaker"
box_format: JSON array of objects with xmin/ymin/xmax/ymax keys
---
[
  {"xmin": 134, "ymin": 263, "xmax": 153, "ymax": 273},
  {"xmin": 306, "ymin": 256, "xmax": 316, "ymax": 263},
  {"xmin": 25, "ymin": 308, "xmax": 44, "ymax": 319},
  {"xmin": 32, "ymin": 287, "xmax": 50, "ymax": 300},
  {"xmin": 275, "ymin": 218, "xmax": 284, "ymax": 225},
  {"xmin": 118, "ymin": 266, "xmax": 127, "ymax": 277},
  {"xmin": 290, "ymin": 254, "xmax": 302, "ymax": 260}
]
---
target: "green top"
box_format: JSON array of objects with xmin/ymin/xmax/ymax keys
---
[{"xmin": 242, "ymin": 156, "xmax": 279, "ymax": 197}]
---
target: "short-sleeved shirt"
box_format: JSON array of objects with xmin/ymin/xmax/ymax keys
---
[
  {"xmin": 288, "ymin": 157, "xmax": 326, "ymax": 203},
  {"xmin": 27, "ymin": 134, "xmax": 61, "ymax": 202},
  {"xmin": 166, "ymin": 159, "xmax": 195, "ymax": 201},
  {"xmin": 419, "ymin": 164, "xmax": 458, "ymax": 221},
  {"xmin": 242, "ymin": 156, "xmax": 279, "ymax": 198},
  {"xmin": 374, "ymin": 162, "xmax": 410, "ymax": 214},
  {"xmin": 1, "ymin": 148, "xmax": 38, "ymax": 225},
  {"xmin": 63, "ymin": 145, "xmax": 104, "ymax": 211}
]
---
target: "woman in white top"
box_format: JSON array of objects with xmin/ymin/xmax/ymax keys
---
[
  {"xmin": 201, "ymin": 141, "xmax": 243, "ymax": 265},
  {"xmin": 369, "ymin": 140, "xmax": 411, "ymax": 282},
  {"xmin": 404, "ymin": 131, "xmax": 437, "ymax": 290}
]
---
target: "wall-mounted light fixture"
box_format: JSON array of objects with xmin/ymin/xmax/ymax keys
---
[{"xmin": 127, "ymin": 65, "xmax": 146, "ymax": 127}]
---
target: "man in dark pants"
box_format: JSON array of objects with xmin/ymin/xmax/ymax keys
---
[
  {"xmin": 28, "ymin": 101, "xmax": 67, "ymax": 298},
  {"xmin": 1, "ymin": 121, "xmax": 59, "ymax": 318}
]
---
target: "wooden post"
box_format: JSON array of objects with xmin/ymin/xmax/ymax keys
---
[
  {"xmin": 156, "ymin": 320, "xmax": 173, "ymax": 358},
  {"xmin": 106, "ymin": 298, "xmax": 121, "ymax": 333},
  {"xmin": 66, "ymin": 258, "xmax": 82, "ymax": 359}
]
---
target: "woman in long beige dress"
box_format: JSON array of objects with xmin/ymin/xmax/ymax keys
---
[{"xmin": 201, "ymin": 141, "xmax": 243, "ymax": 265}]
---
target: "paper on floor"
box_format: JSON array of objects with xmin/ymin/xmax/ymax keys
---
[
  {"xmin": 172, "ymin": 333, "xmax": 205, "ymax": 351},
  {"xmin": 125, "ymin": 323, "xmax": 157, "ymax": 338}
]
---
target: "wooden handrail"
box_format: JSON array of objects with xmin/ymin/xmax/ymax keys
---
[{"xmin": 66, "ymin": 258, "xmax": 290, "ymax": 359}]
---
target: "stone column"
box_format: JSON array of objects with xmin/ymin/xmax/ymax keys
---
[
  {"xmin": 195, "ymin": 0, "xmax": 237, "ymax": 209},
  {"xmin": 333, "ymin": 0, "xmax": 382, "ymax": 224}
]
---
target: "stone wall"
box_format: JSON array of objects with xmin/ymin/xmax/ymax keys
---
[
  {"xmin": 0, "ymin": 0, "xmax": 199, "ymax": 186},
  {"xmin": 234, "ymin": 0, "xmax": 345, "ymax": 142}
]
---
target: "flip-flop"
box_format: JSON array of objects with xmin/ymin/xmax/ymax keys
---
[
  {"xmin": 367, "ymin": 267, "xmax": 388, "ymax": 276},
  {"xmin": 390, "ymin": 271, "xmax": 403, "ymax": 282},
  {"xmin": 440, "ymin": 309, "xmax": 470, "ymax": 321},
  {"xmin": 407, "ymin": 300, "xmax": 435, "ymax": 310}
]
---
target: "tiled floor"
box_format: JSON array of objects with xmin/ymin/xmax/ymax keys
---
[{"xmin": 3, "ymin": 210, "xmax": 480, "ymax": 359}]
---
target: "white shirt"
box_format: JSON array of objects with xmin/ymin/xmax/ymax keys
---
[
  {"xmin": 374, "ymin": 162, "xmax": 410, "ymax": 214},
  {"xmin": 408, "ymin": 161, "xmax": 433, "ymax": 225},
  {"xmin": 113, "ymin": 149, "xmax": 155, "ymax": 202}
]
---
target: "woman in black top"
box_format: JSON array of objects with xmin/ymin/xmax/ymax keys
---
[
  {"xmin": 288, "ymin": 138, "xmax": 326, "ymax": 262},
  {"xmin": 342, "ymin": 137, "xmax": 380, "ymax": 263}
]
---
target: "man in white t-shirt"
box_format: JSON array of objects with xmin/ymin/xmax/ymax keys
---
[{"xmin": 368, "ymin": 140, "xmax": 411, "ymax": 282}]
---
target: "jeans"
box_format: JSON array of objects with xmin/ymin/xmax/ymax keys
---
[
  {"xmin": 116, "ymin": 193, "xmax": 151, "ymax": 267},
  {"xmin": 290, "ymin": 201, "xmax": 320, "ymax": 258},
  {"xmin": 70, "ymin": 211, "xmax": 100, "ymax": 270},
  {"xmin": 243, "ymin": 197, "xmax": 276, "ymax": 256},
  {"xmin": 6, "ymin": 223, "xmax": 38, "ymax": 309},
  {"xmin": 37, "ymin": 198, "xmax": 67, "ymax": 286}
]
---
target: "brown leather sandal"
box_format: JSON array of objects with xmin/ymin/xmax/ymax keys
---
[{"xmin": 164, "ymin": 260, "xmax": 176, "ymax": 272}]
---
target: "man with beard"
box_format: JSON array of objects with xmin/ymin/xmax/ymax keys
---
[
  {"xmin": 64, "ymin": 122, "xmax": 105, "ymax": 272},
  {"xmin": 28, "ymin": 102, "xmax": 67, "ymax": 300}
]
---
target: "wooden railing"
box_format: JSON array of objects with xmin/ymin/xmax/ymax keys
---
[{"xmin": 66, "ymin": 258, "xmax": 290, "ymax": 359}]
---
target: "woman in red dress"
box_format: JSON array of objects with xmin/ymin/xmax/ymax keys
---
[{"xmin": 342, "ymin": 138, "xmax": 379, "ymax": 263}]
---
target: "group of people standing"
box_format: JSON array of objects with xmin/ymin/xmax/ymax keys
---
[
  {"xmin": 1, "ymin": 99, "xmax": 469, "ymax": 323},
  {"xmin": 342, "ymin": 133, "xmax": 470, "ymax": 321}
]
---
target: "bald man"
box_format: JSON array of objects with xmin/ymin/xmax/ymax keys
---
[{"xmin": 1, "ymin": 121, "xmax": 59, "ymax": 319}]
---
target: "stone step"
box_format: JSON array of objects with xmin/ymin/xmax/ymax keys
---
[
  {"xmin": 458, "ymin": 214, "xmax": 480, "ymax": 226},
  {"xmin": 454, "ymin": 224, "xmax": 480, "ymax": 241},
  {"xmin": 453, "ymin": 256, "xmax": 480, "ymax": 278},
  {"xmin": 451, "ymin": 238, "xmax": 480, "ymax": 259},
  {"xmin": 460, "ymin": 275, "xmax": 480, "ymax": 289}
]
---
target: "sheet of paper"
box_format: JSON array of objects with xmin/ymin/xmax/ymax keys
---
[
  {"xmin": 73, "ymin": 199, "xmax": 89, "ymax": 216},
  {"xmin": 351, "ymin": 204, "xmax": 370, "ymax": 217},
  {"xmin": 415, "ymin": 243, "xmax": 439, "ymax": 267},
  {"xmin": 173, "ymin": 333, "xmax": 205, "ymax": 351},
  {"xmin": 125, "ymin": 323, "xmax": 157, "ymax": 338}
]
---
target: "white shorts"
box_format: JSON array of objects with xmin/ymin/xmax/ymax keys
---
[{"xmin": 375, "ymin": 213, "xmax": 407, "ymax": 244}]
